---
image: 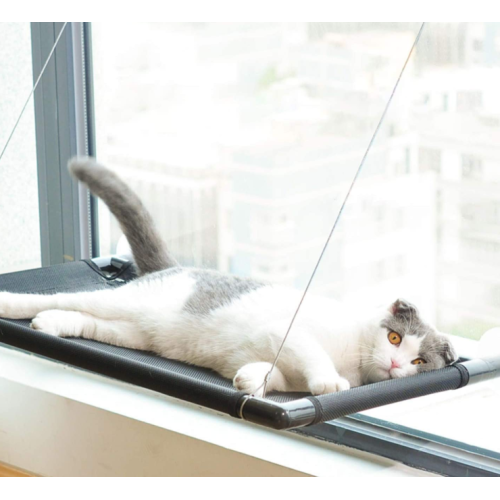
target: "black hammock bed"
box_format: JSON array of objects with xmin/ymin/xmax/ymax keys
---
[{"xmin": 1, "ymin": 257, "xmax": 499, "ymax": 431}]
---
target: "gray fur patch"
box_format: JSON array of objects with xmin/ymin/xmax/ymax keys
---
[
  {"xmin": 381, "ymin": 299, "xmax": 431, "ymax": 339},
  {"xmin": 184, "ymin": 269, "xmax": 264, "ymax": 315},
  {"xmin": 417, "ymin": 332, "xmax": 458, "ymax": 372}
]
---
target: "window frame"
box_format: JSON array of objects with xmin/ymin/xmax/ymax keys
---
[
  {"xmin": 30, "ymin": 22, "xmax": 98, "ymax": 266},
  {"xmin": 294, "ymin": 413, "xmax": 500, "ymax": 477},
  {"xmin": 23, "ymin": 22, "xmax": 500, "ymax": 477}
]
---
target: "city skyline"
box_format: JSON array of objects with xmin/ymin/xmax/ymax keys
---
[{"xmin": 93, "ymin": 23, "xmax": 500, "ymax": 340}]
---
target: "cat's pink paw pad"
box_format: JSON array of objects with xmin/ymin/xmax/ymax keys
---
[{"xmin": 308, "ymin": 376, "xmax": 350, "ymax": 395}]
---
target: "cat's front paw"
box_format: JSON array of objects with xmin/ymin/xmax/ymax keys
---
[
  {"xmin": 30, "ymin": 310, "xmax": 85, "ymax": 338},
  {"xmin": 308, "ymin": 376, "xmax": 350, "ymax": 395}
]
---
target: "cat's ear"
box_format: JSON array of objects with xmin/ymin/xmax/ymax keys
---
[
  {"xmin": 389, "ymin": 299, "xmax": 418, "ymax": 318},
  {"xmin": 436, "ymin": 333, "xmax": 458, "ymax": 365}
]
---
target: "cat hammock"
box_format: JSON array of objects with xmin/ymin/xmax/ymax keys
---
[{"xmin": 0, "ymin": 257, "xmax": 499, "ymax": 430}]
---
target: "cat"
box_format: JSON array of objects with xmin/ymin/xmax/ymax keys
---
[{"xmin": 0, "ymin": 157, "xmax": 458, "ymax": 396}]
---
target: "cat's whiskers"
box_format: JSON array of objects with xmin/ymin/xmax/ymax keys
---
[
  {"xmin": 364, "ymin": 361, "xmax": 383, "ymax": 382},
  {"xmin": 360, "ymin": 348, "xmax": 388, "ymax": 381}
]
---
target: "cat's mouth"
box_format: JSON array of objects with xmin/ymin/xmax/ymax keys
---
[
  {"xmin": 367, "ymin": 366, "xmax": 392, "ymax": 382},
  {"xmin": 375, "ymin": 365, "xmax": 404, "ymax": 381},
  {"xmin": 388, "ymin": 367, "xmax": 405, "ymax": 379}
]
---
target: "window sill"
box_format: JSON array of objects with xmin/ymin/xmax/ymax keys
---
[{"xmin": 0, "ymin": 344, "xmax": 434, "ymax": 476}]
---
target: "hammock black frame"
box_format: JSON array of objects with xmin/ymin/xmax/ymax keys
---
[{"xmin": 1, "ymin": 257, "xmax": 499, "ymax": 431}]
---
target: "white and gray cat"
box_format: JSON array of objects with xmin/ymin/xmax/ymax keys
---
[{"xmin": 0, "ymin": 157, "xmax": 457, "ymax": 395}]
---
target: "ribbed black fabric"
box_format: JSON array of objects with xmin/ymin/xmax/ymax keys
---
[
  {"xmin": 0, "ymin": 261, "xmax": 302, "ymax": 416},
  {"xmin": 307, "ymin": 365, "xmax": 466, "ymax": 424}
]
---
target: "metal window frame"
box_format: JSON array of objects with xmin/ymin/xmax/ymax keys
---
[
  {"xmin": 30, "ymin": 22, "xmax": 98, "ymax": 266},
  {"xmin": 294, "ymin": 414, "xmax": 500, "ymax": 477}
]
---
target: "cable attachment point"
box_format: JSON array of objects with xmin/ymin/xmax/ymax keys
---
[{"xmin": 238, "ymin": 394, "xmax": 253, "ymax": 419}]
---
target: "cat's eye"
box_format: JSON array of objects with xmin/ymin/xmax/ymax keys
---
[
  {"xmin": 388, "ymin": 332, "xmax": 402, "ymax": 345},
  {"xmin": 411, "ymin": 358, "xmax": 427, "ymax": 365}
]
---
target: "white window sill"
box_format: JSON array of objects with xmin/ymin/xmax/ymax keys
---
[{"xmin": 0, "ymin": 344, "xmax": 435, "ymax": 477}]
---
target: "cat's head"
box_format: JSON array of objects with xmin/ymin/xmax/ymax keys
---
[{"xmin": 360, "ymin": 299, "xmax": 458, "ymax": 384}]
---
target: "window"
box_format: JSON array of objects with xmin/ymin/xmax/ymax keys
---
[
  {"xmin": 3, "ymin": 22, "xmax": 500, "ymax": 476},
  {"xmin": 462, "ymin": 154, "xmax": 483, "ymax": 180},
  {"xmin": 0, "ymin": 23, "xmax": 40, "ymax": 274},
  {"xmin": 1, "ymin": 23, "xmax": 94, "ymax": 270},
  {"xmin": 457, "ymin": 91, "xmax": 482, "ymax": 112},
  {"xmin": 442, "ymin": 93, "xmax": 449, "ymax": 111},
  {"xmin": 88, "ymin": 23, "xmax": 500, "ymax": 468},
  {"xmin": 419, "ymin": 147, "xmax": 441, "ymax": 174}
]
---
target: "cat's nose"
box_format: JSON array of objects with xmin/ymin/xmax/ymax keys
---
[{"xmin": 391, "ymin": 359, "xmax": 400, "ymax": 369}]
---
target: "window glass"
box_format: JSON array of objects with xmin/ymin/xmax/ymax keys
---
[
  {"xmin": 92, "ymin": 23, "xmax": 500, "ymax": 452},
  {"xmin": 356, "ymin": 22, "xmax": 500, "ymax": 453},
  {"xmin": 0, "ymin": 23, "xmax": 40, "ymax": 274}
]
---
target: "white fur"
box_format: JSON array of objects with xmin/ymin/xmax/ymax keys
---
[{"xmin": 0, "ymin": 270, "xmax": 427, "ymax": 395}]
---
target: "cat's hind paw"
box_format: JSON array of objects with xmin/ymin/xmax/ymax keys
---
[
  {"xmin": 233, "ymin": 365, "xmax": 267, "ymax": 397},
  {"xmin": 308, "ymin": 376, "xmax": 350, "ymax": 395},
  {"xmin": 234, "ymin": 362, "xmax": 278, "ymax": 397},
  {"xmin": 233, "ymin": 362, "xmax": 288, "ymax": 396}
]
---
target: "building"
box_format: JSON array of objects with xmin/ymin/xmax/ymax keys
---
[
  {"xmin": 414, "ymin": 67, "xmax": 500, "ymax": 336},
  {"xmin": 102, "ymin": 136, "xmax": 226, "ymax": 269},
  {"xmin": 229, "ymin": 29, "xmax": 436, "ymax": 317}
]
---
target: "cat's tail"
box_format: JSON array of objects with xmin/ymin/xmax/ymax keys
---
[{"xmin": 68, "ymin": 156, "xmax": 178, "ymax": 275}]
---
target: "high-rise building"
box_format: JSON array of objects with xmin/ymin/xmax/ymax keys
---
[
  {"xmin": 229, "ymin": 30, "xmax": 436, "ymax": 315},
  {"xmin": 414, "ymin": 66, "xmax": 500, "ymax": 335}
]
